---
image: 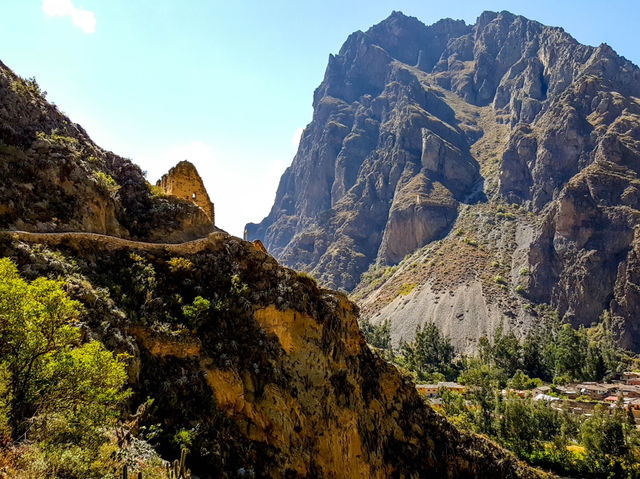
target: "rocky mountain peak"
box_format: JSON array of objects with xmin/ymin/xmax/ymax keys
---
[{"xmin": 248, "ymin": 10, "xmax": 640, "ymax": 353}]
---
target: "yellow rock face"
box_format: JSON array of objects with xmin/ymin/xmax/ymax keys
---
[
  {"xmin": 253, "ymin": 306, "xmax": 322, "ymax": 355},
  {"xmin": 129, "ymin": 327, "xmax": 201, "ymax": 358},
  {"xmin": 193, "ymin": 305, "xmax": 383, "ymax": 478},
  {"xmin": 157, "ymin": 160, "xmax": 215, "ymax": 223}
]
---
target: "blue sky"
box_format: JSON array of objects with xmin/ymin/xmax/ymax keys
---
[{"xmin": 1, "ymin": 1, "xmax": 639, "ymax": 236}]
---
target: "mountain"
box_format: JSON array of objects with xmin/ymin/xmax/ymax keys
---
[
  {"xmin": 246, "ymin": 11, "xmax": 640, "ymax": 352},
  {"xmin": 0, "ymin": 60, "xmax": 543, "ymax": 476}
]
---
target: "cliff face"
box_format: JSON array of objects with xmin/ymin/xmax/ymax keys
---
[
  {"xmin": 0, "ymin": 61, "xmax": 214, "ymax": 242},
  {"xmin": 248, "ymin": 10, "xmax": 640, "ymax": 352}
]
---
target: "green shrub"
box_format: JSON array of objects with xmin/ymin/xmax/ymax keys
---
[
  {"xmin": 463, "ymin": 237, "xmax": 478, "ymax": 247},
  {"xmin": 494, "ymin": 275, "xmax": 506, "ymax": 285},
  {"xmin": 11, "ymin": 76, "xmax": 46, "ymax": 98},
  {"xmin": 0, "ymin": 257, "xmax": 130, "ymax": 476},
  {"xmin": 36, "ymin": 131, "xmax": 79, "ymax": 148},
  {"xmin": 297, "ymin": 271, "xmax": 318, "ymax": 287},
  {"xmin": 92, "ymin": 171, "xmax": 120, "ymax": 196},
  {"xmin": 168, "ymin": 257, "xmax": 194, "ymax": 273},
  {"xmin": 148, "ymin": 182, "xmax": 167, "ymax": 198},
  {"xmin": 182, "ymin": 296, "xmax": 211, "ymax": 327},
  {"xmin": 397, "ymin": 283, "xmax": 417, "ymax": 296}
]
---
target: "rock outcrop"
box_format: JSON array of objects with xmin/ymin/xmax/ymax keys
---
[
  {"xmin": 248, "ymin": 10, "xmax": 640, "ymax": 352},
  {"xmin": 157, "ymin": 160, "xmax": 215, "ymax": 223}
]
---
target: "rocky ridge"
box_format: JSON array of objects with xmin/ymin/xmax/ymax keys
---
[
  {"xmin": 0, "ymin": 61, "xmax": 214, "ymax": 242},
  {"xmin": 247, "ymin": 11, "xmax": 640, "ymax": 352}
]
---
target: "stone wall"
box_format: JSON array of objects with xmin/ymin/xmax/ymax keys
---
[{"xmin": 157, "ymin": 160, "xmax": 215, "ymax": 223}]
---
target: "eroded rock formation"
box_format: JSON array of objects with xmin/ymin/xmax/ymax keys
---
[{"xmin": 157, "ymin": 160, "xmax": 215, "ymax": 223}]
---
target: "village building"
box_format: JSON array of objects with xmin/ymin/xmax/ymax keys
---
[{"xmin": 416, "ymin": 382, "xmax": 465, "ymax": 398}]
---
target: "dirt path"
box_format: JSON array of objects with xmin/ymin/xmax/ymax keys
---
[{"xmin": 0, "ymin": 230, "xmax": 231, "ymax": 255}]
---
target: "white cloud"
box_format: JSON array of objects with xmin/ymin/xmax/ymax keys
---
[
  {"xmin": 291, "ymin": 126, "xmax": 304, "ymax": 150},
  {"xmin": 42, "ymin": 0, "xmax": 96, "ymax": 34},
  {"xmin": 136, "ymin": 142, "xmax": 286, "ymax": 238}
]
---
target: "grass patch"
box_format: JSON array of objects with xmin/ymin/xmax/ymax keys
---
[{"xmin": 397, "ymin": 283, "xmax": 417, "ymax": 296}]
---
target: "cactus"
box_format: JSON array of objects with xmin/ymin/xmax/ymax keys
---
[
  {"xmin": 165, "ymin": 449, "xmax": 191, "ymax": 479},
  {"xmin": 120, "ymin": 464, "xmax": 142, "ymax": 479},
  {"xmin": 120, "ymin": 449, "xmax": 191, "ymax": 479}
]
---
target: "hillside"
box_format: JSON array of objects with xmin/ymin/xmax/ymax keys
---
[
  {"xmin": 246, "ymin": 11, "xmax": 640, "ymax": 353},
  {"xmin": 0, "ymin": 61, "xmax": 214, "ymax": 242},
  {"xmin": 0, "ymin": 59, "xmax": 544, "ymax": 476}
]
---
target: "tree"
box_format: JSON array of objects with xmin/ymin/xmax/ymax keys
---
[
  {"xmin": 0, "ymin": 257, "xmax": 129, "ymax": 441},
  {"xmin": 491, "ymin": 326, "xmax": 522, "ymax": 377},
  {"xmin": 553, "ymin": 324, "xmax": 587, "ymax": 379},
  {"xmin": 401, "ymin": 322, "xmax": 454, "ymax": 378},
  {"xmin": 458, "ymin": 360, "xmax": 500, "ymax": 434},
  {"xmin": 359, "ymin": 317, "xmax": 392, "ymax": 356},
  {"xmin": 581, "ymin": 405, "xmax": 627, "ymax": 459},
  {"xmin": 496, "ymin": 395, "xmax": 537, "ymax": 455},
  {"xmin": 0, "ymin": 258, "xmax": 82, "ymax": 423}
]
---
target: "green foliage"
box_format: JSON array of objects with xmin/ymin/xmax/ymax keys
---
[
  {"xmin": 168, "ymin": 257, "xmax": 194, "ymax": 273},
  {"xmin": 92, "ymin": 170, "xmax": 121, "ymax": 196},
  {"xmin": 359, "ymin": 317, "xmax": 392, "ymax": 357},
  {"xmin": 400, "ymin": 322, "xmax": 455, "ymax": 380},
  {"xmin": 0, "ymin": 364, "xmax": 11, "ymax": 443},
  {"xmin": 457, "ymin": 359, "xmax": 501, "ymax": 434},
  {"xmin": 182, "ymin": 296, "xmax": 210, "ymax": 328},
  {"xmin": 11, "ymin": 76, "xmax": 47, "ymax": 98},
  {"xmin": 230, "ymin": 274, "xmax": 250, "ymax": 297},
  {"xmin": 493, "ymin": 275, "xmax": 506, "ymax": 285},
  {"xmin": 0, "ymin": 257, "xmax": 82, "ymax": 420},
  {"xmin": 581, "ymin": 405, "xmax": 627, "ymax": 458},
  {"xmin": 508, "ymin": 370, "xmax": 542, "ymax": 390},
  {"xmin": 478, "ymin": 311, "xmax": 629, "ymax": 384},
  {"xmin": 148, "ymin": 182, "xmax": 167, "ymax": 198},
  {"xmin": 173, "ymin": 428, "xmax": 195, "ymax": 453},
  {"xmin": 462, "ymin": 237, "xmax": 478, "ymax": 247},
  {"xmin": 359, "ymin": 264, "xmax": 398, "ymax": 289},
  {"xmin": 397, "ymin": 282, "xmax": 417, "ymax": 296},
  {"xmin": 36, "ymin": 130, "xmax": 79, "ymax": 148},
  {"xmin": 491, "ymin": 326, "xmax": 522, "ymax": 377},
  {"xmin": 0, "ymin": 257, "xmax": 130, "ymax": 478},
  {"xmin": 434, "ymin": 309, "xmax": 637, "ymax": 478}
]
